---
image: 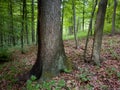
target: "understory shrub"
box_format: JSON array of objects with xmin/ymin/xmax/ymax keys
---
[{"xmin": 0, "ymin": 47, "xmax": 12, "ymax": 62}]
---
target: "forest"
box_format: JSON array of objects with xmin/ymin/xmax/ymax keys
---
[{"xmin": 0, "ymin": 0, "xmax": 120, "ymax": 90}]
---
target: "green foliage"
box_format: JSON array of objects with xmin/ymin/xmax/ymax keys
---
[
  {"xmin": 101, "ymin": 85, "xmax": 108, "ymax": 90},
  {"xmin": 107, "ymin": 40, "xmax": 120, "ymax": 60},
  {"xmin": 0, "ymin": 47, "xmax": 12, "ymax": 61},
  {"xmin": 64, "ymin": 68, "xmax": 72, "ymax": 73},
  {"xmin": 26, "ymin": 76, "xmax": 66, "ymax": 90},
  {"xmin": 117, "ymin": 72, "xmax": 120, "ymax": 79},
  {"xmin": 106, "ymin": 67, "xmax": 120, "ymax": 79},
  {"xmin": 104, "ymin": 22, "xmax": 112, "ymax": 34},
  {"xmin": 41, "ymin": 79, "xmax": 65, "ymax": 90},
  {"xmin": 0, "ymin": 62, "xmax": 23, "ymax": 84},
  {"xmin": 79, "ymin": 73, "xmax": 90, "ymax": 82},
  {"xmin": 63, "ymin": 31, "xmax": 87, "ymax": 40},
  {"xmin": 106, "ymin": 67, "xmax": 116, "ymax": 76},
  {"xmin": 80, "ymin": 84, "xmax": 93, "ymax": 90},
  {"xmin": 26, "ymin": 75, "xmax": 40, "ymax": 90},
  {"xmin": 77, "ymin": 68, "xmax": 91, "ymax": 83}
]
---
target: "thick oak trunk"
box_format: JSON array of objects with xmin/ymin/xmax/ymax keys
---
[{"xmin": 29, "ymin": 0, "xmax": 67, "ymax": 81}]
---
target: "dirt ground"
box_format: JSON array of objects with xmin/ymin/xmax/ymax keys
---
[{"xmin": 0, "ymin": 34, "xmax": 120, "ymax": 90}]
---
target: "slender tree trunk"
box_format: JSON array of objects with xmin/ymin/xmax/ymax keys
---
[
  {"xmin": 89, "ymin": 0, "xmax": 97, "ymax": 36},
  {"xmin": 76, "ymin": 17, "xmax": 80, "ymax": 32},
  {"xmin": 82, "ymin": 0, "xmax": 85, "ymax": 31},
  {"xmin": 84, "ymin": 0, "xmax": 98, "ymax": 62},
  {"xmin": 31, "ymin": 0, "xmax": 35, "ymax": 44},
  {"xmin": 69, "ymin": 17, "xmax": 73, "ymax": 35},
  {"xmin": 0, "ymin": 33, "xmax": 3, "ymax": 47},
  {"xmin": 72, "ymin": 0, "xmax": 78, "ymax": 49},
  {"xmin": 9, "ymin": 0, "xmax": 15, "ymax": 46},
  {"xmin": 111, "ymin": 0, "xmax": 117, "ymax": 35},
  {"xmin": 61, "ymin": 0, "xmax": 64, "ymax": 34},
  {"xmin": 29, "ymin": 0, "xmax": 67, "ymax": 81},
  {"xmin": 21, "ymin": 0, "xmax": 25, "ymax": 53},
  {"xmin": 91, "ymin": 0, "xmax": 108, "ymax": 65},
  {"xmin": 25, "ymin": 0, "xmax": 29, "ymax": 44}
]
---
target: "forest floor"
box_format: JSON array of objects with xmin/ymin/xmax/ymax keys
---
[{"xmin": 0, "ymin": 34, "xmax": 120, "ymax": 90}]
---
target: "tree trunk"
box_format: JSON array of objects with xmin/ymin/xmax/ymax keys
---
[
  {"xmin": 9, "ymin": 0, "xmax": 15, "ymax": 46},
  {"xmin": 21, "ymin": 0, "xmax": 25, "ymax": 54},
  {"xmin": 72, "ymin": 0, "xmax": 78, "ymax": 49},
  {"xmin": 29, "ymin": 0, "xmax": 67, "ymax": 81},
  {"xmin": 0, "ymin": 33, "xmax": 3, "ymax": 47},
  {"xmin": 76, "ymin": 17, "xmax": 80, "ymax": 33},
  {"xmin": 61, "ymin": 0, "xmax": 65, "ymax": 35},
  {"xmin": 84, "ymin": 0, "xmax": 98, "ymax": 62},
  {"xmin": 31, "ymin": 0, "xmax": 35, "ymax": 44},
  {"xmin": 68, "ymin": 17, "xmax": 73, "ymax": 35},
  {"xmin": 25, "ymin": 0, "xmax": 29, "ymax": 44},
  {"xmin": 82, "ymin": 0, "xmax": 85, "ymax": 31},
  {"xmin": 91, "ymin": 0, "xmax": 108, "ymax": 65},
  {"xmin": 111, "ymin": 0, "xmax": 117, "ymax": 35}
]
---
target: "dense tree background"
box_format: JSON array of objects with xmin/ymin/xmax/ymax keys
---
[
  {"xmin": 0, "ymin": 0, "xmax": 37, "ymax": 48},
  {"xmin": 0, "ymin": 0, "xmax": 120, "ymax": 48}
]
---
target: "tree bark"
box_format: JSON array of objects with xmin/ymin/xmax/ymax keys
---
[
  {"xmin": 68, "ymin": 17, "xmax": 73, "ymax": 35},
  {"xmin": 31, "ymin": 0, "xmax": 35, "ymax": 43},
  {"xmin": 21, "ymin": 0, "xmax": 25, "ymax": 54},
  {"xmin": 91, "ymin": 0, "xmax": 108, "ymax": 65},
  {"xmin": 82, "ymin": 0, "xmax": 85, "ymax": 31},
  {"xmin": 24, "ymin": 0, "xmax": 29, "ymax": 44},
  {"xmin": 9, "ymin": 0, "xmax": 15, "ymax": 46},
  {"xmin": 29, "ymin": 0, "xmax": 67, "ymax": 81},
  {"xmin": 72, "ymin": 0, "xmax": 78, "ymax": 49},
  {"xmin": 111, "ymin": 0, "xmax": 117, "ymax": 35}
]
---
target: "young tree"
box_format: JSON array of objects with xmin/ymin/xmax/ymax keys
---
[
  {"xmin": 9, "ymin": 0, "xmax": 15, "ymax": 46},
  {"xmin": 21, "ymin": 0, "xmax": 25, "ymax": 53},
  {"xmin": 24, "ymin": 0, "xmax": 29, "ymax": 44},
  {"xmin": 91, "ymin": 0, "xmax": 108, "ymax": 65},
  {"xmin": 31, "ymin": 0, "xmax": 35, "ymax": 43},
  {"xmin": 72, "ymin": 0, "xmax": 78, "ymax": 49},
  {"xmin": 82, "ymin": 0, "xmax": 85, "ymax": 31},
  {"xmin": 29, "ymin": 0, "xmax": 68, "ymax": 81},
  {"xmin": 111, "ymin": 0, "xmax": 117, "ymax": 35},
  {"xmin": 84, "ymin": 0, "xmax": 98, "ymax": 62}
]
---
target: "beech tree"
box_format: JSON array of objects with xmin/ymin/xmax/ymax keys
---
[
  {"xmin": 29, "ymin": 0, "xmax": 68, "ymax": 80},
  {"xmin": 91, "ymin": 0, "xmax": 108, "ymax": 65}
]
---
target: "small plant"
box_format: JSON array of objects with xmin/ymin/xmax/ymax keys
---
[
  {"xmin": 117, "ymin": 72, "xmax": 120, "ymax": 79},
  {"xmin": 78, "ymin": 68, "xmax": 91, "ymax": 83},
  {"xmin": 41, "ymin": 80, "xmax": 55, "ymax": 90},
  {"xmin": 101, "ymin": 85, "xmax": 108, "ymax": 90},
  {"xmin": 56, "ymin": 79, "xmax": 66, "ymax": 90},
  {"xmin": 79, "ymin": 73, "xmax": 90, "ymax": 82},
  {"xmin": 40, "ymin": 79, "xmax": 65, "ymax": 90},
  {"xmin": 79, "ymin": 84, "xmax": 93, "ymax": 90},
  {"xmin": 26, "ymin": 76, "xmax": 66, "ymax": 90},
  {"xmin": 106, "ymin": 67, "xmax": 117, "ymax": 76},
  {"xmin": 109, "ymin": 48, "xmax": 119, "ymax": 60},
  {"xmin": 106, "ymin": 67, "xmax": 120, "ymax": 80},
  {"xmin": 26, "ymin": 75, "xmax": 40, "ymax": 90}
]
